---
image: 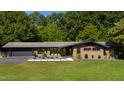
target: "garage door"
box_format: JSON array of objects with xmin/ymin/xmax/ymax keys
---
[{"xmin": 11, "ymin": 51, "xmax": 33, "ymax": 56}]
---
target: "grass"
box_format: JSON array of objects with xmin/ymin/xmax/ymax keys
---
[{"xmin": 0, "ymin": 60, "xmax": 124, "ymax": 80}]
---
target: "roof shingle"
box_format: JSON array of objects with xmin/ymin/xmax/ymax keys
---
[
  {"xmin": 2, "ymin": 41, "xmax": 114, "ymax": 48},
  {"xmin": 2, "ymin": 42, "xmax": 81, "ymax": 48}
]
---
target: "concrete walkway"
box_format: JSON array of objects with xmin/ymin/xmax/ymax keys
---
[{"xmin": 0, "ymin": 57, "xmax": 28, "ymax": 64}]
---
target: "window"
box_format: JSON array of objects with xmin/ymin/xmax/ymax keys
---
[
  {"xmin": 93, "ymin": 48, "xmax": 100, "ymax": 51},
  {"xmin": 84, "ymin": 48, "xmax": 91, "ymax": 51}
]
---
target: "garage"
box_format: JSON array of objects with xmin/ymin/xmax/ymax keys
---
[
  {"xmin": 11, "ymin": 51, "xmax": 33, "ymax": 56},
  {"xmin": 8, "ymin": 48, "xmax": 34, "ymax": 56}
]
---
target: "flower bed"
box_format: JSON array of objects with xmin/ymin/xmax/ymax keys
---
[{"xmin": 27, "ymin": 58, "xmax": 74, "ymax": 61}]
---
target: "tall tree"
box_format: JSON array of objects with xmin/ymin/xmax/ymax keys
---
[
  {"xmin": 62, "ymin": 11, "xmax": 83, "ymax": 41},
  {"xmin": 76, "ymin": 24, "xmax": 101, "ymax": 41},
  {"xmin": 36, "ymin": 24, "xmax": 65, "ymax": 41},
  {"xmin": 108, "ymin": 18, "xmax": 124, "ymax": 45},
  {"xmin": 30, "ymin": 12, "xmax": 47, "ymax": 26},
  {"xmin": 108, "ymin": 18, "xmax": 124, "ymax": 58},
  {"xmin": 0, "ymin": 12, "xmax": 36, "ymax": 47},
  {"xmin": 46, "ymin": 13, "xmax": 65, "ymax": 27}
]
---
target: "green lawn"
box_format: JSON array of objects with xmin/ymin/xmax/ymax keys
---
[{"xmin": 0, "ymin": 60, "xmax": 124, "ymax": 80}]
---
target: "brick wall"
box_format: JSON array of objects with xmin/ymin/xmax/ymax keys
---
[
  {"xmin": 72, "ymin": 45, "xmax": 113, "ymax": 59},
  {"xmin": 72, "ymin": 47, "xmax": 77, "ymax": 58}
]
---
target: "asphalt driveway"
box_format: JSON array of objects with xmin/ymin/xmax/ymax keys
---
[{"xmin": 0, "ymin": 56, "xmax": 30, "ymax": 64}]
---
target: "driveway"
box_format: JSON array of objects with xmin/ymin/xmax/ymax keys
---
[{"xmin": 0, "ymin": 56, "xmax": 31, "ymax": 64}]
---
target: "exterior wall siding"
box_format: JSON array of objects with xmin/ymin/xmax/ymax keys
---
[
  {"xmin": 81, "ymin": 45, "xmax": 108, "ymax": 59},
  {"xmin": 72, "ymin": 47, "xmax": 77, "ymax": 58},
  {"xmin": 72, "ymin": 45, "xmax": 113, "ymax": 59}
]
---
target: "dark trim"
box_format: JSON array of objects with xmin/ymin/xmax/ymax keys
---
[{"xmin": 63, "ymin": 41, "xmax": 109, "ymax": 48}]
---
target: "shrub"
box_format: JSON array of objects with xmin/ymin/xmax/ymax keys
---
[
  {"xmin": 92, "ymin": 55, "xmax": 94, "ymax": 59},
  {"xmin": 38, "ymin": 54, "xmax": 43, "ymax": 58},
  {"xmin": 98, "ymin": 55, "xmax": 101, "ymax": 59},
  {"xmin": 84, "ymin": 54, "xmax": 88, "ymax": 59}
]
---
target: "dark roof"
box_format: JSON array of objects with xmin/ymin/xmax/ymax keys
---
[
  {"xmin": 2, "ymin": 42, "xmax": 81, "ymax": 48},
  {"xmin": 2, "ymin": 41, "xmax": 114, "ymax": 48}
]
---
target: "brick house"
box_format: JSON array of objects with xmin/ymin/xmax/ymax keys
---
[{"xmin": 2, "ymin": 41, "xmax": 116, "ymax": 59}]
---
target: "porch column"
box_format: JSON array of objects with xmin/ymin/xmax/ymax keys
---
[
  {"xmin": 105, "ymin": 49, "xmax": 110, "ymax": 59},
  {"xmin": 7, "ymin": 51, "xmax": 9, "ymax": 57},
  {"xmin": 7, "ymin": 49, "xmax": 10, "ymax": 57},
  {"xmin": 60, "ymin": 48, "xmax": 63, "ymax": 56},
  {"xmin": 60, "ymin": 48, "xmax": 65, "ymax": 56},
  {"xmin": 46, "ymin": 48, "xmax": 50, "ymax": 56},
  {"xmin": 80, "ymin": 47, "xmax": 83, "ymax": 59},
  {"xmin": 72, "ymin": 47, "xmax": 77, "ymax": 58}
]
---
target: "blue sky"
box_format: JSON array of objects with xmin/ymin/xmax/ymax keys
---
[{"xmin": 26, "ymin": 11, "xmax": 66, "ymax": 16}]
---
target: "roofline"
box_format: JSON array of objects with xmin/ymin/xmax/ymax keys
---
[
  {"xmin": 72, "ymin": 41, "xmax": 109, "ymax": 48},
  {"xmin": 2, "ymin": 41, "xmax": 110, "ymax": 48},
  {"xmin": 89, "ymin": 41, "xmax": 109, "ymax": 48}
]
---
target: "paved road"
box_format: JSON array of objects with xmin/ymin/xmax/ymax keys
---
[{"xmin": 0, "ymin": 57, "xmax": 29, "ymax": 64}]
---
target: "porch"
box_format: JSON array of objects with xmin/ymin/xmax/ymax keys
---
[{"xmin": 34, "ymin": 47, "xmax": 73, "ymax": 59}]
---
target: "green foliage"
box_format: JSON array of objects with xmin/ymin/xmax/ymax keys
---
[
  {"xmin": 1, "ymin": 60, "xmax": 124, "ymax": 80},
  {"xmin": 30, "ymin": 11, "xmax": 47, "ymax": 26},
  {"xmin": 108, "ymin": 18, "xmax": 124, "ymax": 45},
  {"xmin": 76, "ymin": 24, "xmax": 101, "ymax": 41},
  {"xmin": 0, "ymin": 12, "xmax": 37, "ymax": 47},
  {"xmin": 108, "ymin": 18, "xmax": 124, "ymax": 58},
  {"xmin": 37, "ymin": 24, "xmax": 65, "ymax": 41}
]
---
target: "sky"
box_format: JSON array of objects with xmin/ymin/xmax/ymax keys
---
[{"xmin": 26, "ymin": 11, "xmax": 66, "ymax": 16}]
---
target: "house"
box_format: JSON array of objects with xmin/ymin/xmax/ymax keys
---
[{"xmin": 2, "ymin": 41, "xmax": 116, "ymax": 59}]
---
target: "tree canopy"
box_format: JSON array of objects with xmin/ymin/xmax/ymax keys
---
[
  {"xmin": 36, "ymin": 24, "xmax": 65, "ymax": 41},
  {"xmin": 0, "ymin": 12, "xmax": 36, "ymax": 47},
  {"xmin": 76, "ymin": 24, "xmax": 101, "ymax": 41},
  {"xmin": 108, "ymin": 18, "xmax": 124, "ymax": 45}
]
